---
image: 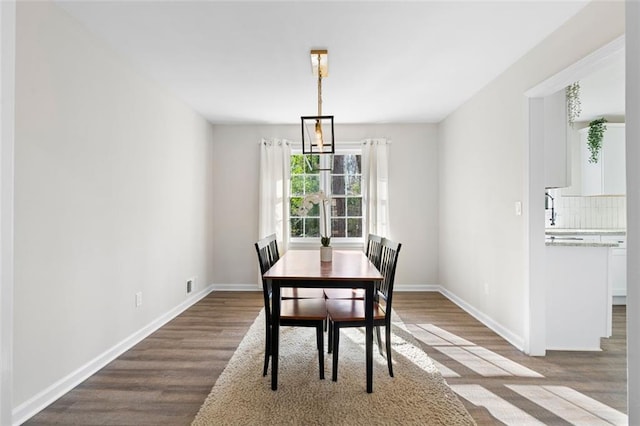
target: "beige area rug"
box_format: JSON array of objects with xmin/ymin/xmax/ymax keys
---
[{"xmin": 193, "ymin": 309, "xmax": 475, "ymax": 426}]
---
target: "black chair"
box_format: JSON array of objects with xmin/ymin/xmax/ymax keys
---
[
  {"xmin": 323, "ymin": 233, "xmax": 383, "ymax": 300},
  {"xmin": 255, "ymin": 236, "xmax": 327, "ymax": 379},
  {"xmin": 326, "ymin": 238, "xmax": 401, "ymax": 381},
  {"xmin": 263, "ymin": 233, "xmax": 325, "ymax": 299}
]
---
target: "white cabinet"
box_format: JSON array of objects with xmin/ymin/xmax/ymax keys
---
[
  {"xmin": 544, "ymin": 90, "xmax": 570, "ymax": 188},
  {"xmin": 602, "ymin": 235, "xmax": 627, "ymax": 303},
  {"xmin": 581, "ymin": 123, "xmax": 626, "ymax": 196}
]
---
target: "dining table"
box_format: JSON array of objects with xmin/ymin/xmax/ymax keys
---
[{"xmin": 263, "ymin": 249, "xmax": 384, "ymax": 393}]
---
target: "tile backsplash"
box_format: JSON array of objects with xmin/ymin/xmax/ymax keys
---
[{"xmin": 546, "ymin": 189, "xmax": 626, "ymax": 229}]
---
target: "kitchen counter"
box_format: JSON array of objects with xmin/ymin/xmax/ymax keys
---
[
  {"xmin": 545, "ymin": 228, "xmax": 626, "ymax": 236},
  {"xmin": 545, "ymin": 238, "xmax": 619, "ymax": 248},
  {"xmin": 544, "ymin": 228, "xmax": 624, "ymax": 247}
]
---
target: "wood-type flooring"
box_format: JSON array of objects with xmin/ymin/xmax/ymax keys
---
[{"xmin": 25, "ymin": 291, "xmax": 626, "ymax": 425}]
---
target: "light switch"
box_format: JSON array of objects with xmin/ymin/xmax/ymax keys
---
[{"xmin": 515, "ymin": 201, "xmax": 522, "ymax": 216}]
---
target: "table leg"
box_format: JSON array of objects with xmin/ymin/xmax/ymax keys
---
[
  {"xmin": 271, "ymin": 281, "xmax": 280, "ymax": 391},
  {"xmin": 365, "ymin": 281, "xmax": 373, "ymax": 393}
]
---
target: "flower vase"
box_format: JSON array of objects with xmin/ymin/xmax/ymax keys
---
[{"xmin": 320, "ymin": 246, "xmax": 332, "ymax": 263}]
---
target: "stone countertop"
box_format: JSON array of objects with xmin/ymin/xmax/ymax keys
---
[
  {"xmin": 545, "ymin": 228, "xmax": 626, "ymax": 236},
  {"xmin": 545, "ymin": 240, "xmax": 619, "ymax": 248}
]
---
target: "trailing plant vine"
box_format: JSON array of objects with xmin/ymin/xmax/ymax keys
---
[
  {"xmin": 587, "ymin": 118, "xmax": 608, "ymax": 164},
  {"xmin": 566, "ymin": 82, "xmax": 581, "ymax": 127}
]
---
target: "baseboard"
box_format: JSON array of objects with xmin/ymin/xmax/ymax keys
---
[
  {"xmin": 211, "ymin": 283, "xmax": 439, "ymax": 292},
  {"xmin": 212, "ymin": 283, "xmax": 261, "ymax": 291},
  {"xmin": 438, "ymin": 286, "xmax": 525, "ymax": 351},
  {"xmin": 12, "ymin": 284, "xmax": 217, "ymax": 426},
  {"xmin": 395, "ymin": 284, "xmax": 440, "ymax": 292}
]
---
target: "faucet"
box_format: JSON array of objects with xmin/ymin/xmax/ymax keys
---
[{"xmin": 545, "ymin": 191, "xmax": 556, "ymax": 226}]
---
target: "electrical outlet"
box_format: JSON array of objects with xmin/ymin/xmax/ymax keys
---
[
  {"xmin": 483, "ymin": 283, "xmax": 489, "ymax": 295},
  {"xmin": 186, "ymin": 278, "xmax": 194, "ymax": 294},
  {"xmin": 135, "ymin": 291, "xmax": 142, "ymax": 307}
]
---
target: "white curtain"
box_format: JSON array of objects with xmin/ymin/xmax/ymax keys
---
[
  {"xmin": 258, "ymin": 138, "xmax": 291, "ymax": 253},
  {"xmin": 362, "ymin": 138, "xmax": 391, "ymax": 239}
]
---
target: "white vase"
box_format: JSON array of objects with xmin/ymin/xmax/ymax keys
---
[{"xmin": 320, "ymin": 246, "xmax": 332, "ymax": 262}]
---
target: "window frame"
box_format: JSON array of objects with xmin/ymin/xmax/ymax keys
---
[{"xmin": 288, "ymin": 143, "xmax": 365, "ymax": 250}]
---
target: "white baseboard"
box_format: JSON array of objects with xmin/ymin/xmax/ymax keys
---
[
  {"xmin": 211, "ymin": 283, "xmax": 440, "ymax": 292},
  {"xmin": 12, "ymin": 284, "xmax": 216, "ymax": 426},
  {"xmin": 212, "ymin": 283, "xmax": 261, "ymax": 291},
  {"xmin": 438, "ymin": 286, "xmax": 525, "ymax": 351}
]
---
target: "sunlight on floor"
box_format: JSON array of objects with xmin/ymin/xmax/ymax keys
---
[
  {"xmin": 407, "ymin": 324, "xmax": 543, "ymax": 378},
  {"xmin": 507, "ymin": 385, "xmax": 628, "ymax": 425},
  {"xmin": 450, "ymin": 384, "xmax": 545, "ymax": 426},
  {"xmin": 409, "ymin": 324, "xmax": 627, "ymax": 425}
]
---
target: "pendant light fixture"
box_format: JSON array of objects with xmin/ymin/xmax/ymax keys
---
[{"xmin": 301, "ymin": 49, "xmax": 335, "ymax": 155}]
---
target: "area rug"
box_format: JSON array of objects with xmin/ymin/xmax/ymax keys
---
[{"xmin": 192, "ymin": 309, "xmax": 475, "ymax": 425}]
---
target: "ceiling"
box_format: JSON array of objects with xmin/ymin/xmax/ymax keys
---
[{"xmin": 55, "ymin": 1, "xmax": 589, "ymax": 125}]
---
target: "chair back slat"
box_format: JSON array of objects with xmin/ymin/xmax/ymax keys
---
[
  {"xmin": 377, "ymin": 238, "xmax": 401, "ymax": 314},
  {"xmin": 365, "ymin": 233, "xmax": 384, "ymax": 269}
]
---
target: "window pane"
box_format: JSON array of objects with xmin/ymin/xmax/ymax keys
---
[
  {"xmin": 332, "ymin": 175, "xmax": 345, "ymax": 195},
  {"xmin": 331, "ymin": 218, "xmax": 345, "ymax": 237},
  {"xmin": 305, "ymin": 155, "xmax": 320, "ymax": 173},
  {"xmin": 305, "ymin": 175, "xmax": 320, "ymax": 194},
  {"xmin": 332, "ymin": 198, "xmax": 345, "ymax": 216},
  {"xmin": 291, "ymin": 155, "xmax": 305, "ymax": 174},
  {"xmin": 345, "ymin": 154, "xmax": 361, "ymax": 174},
  {"xmin": 290, "ymin": 218, "xmax": 303, "ymax": 237},
  {"xmin": 332, "ymin": 155, "xmax": 344, "ymax": 174},
  {"xmin": 346, "ymin": 175, "xmax": 361, "ymax": 196},
  {"xmin": 290, "ymin": 197, "xmax": 303, "ymax": 216},
  {"xmin": 306, "ymin": 218, "xmax": 320, "ymax": 237},
  {"xmin": 347, "ymin": 197, "xmax": 362, "ymax": 216},
  {"xmin": 291, "ymin": 176, "xmax": 304, "ymax": 196},
  {"xmin": 347, "ymin": 218, "xmax": 362, "ymax": 237}
]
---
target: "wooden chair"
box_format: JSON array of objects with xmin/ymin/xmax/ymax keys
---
[
  {"xmin": 323, "ymin": 233, "xmax": 383, "ymax": 300},
  {"xmin": 255, "ymin": 236, "xmax": 327, "ymax": 379},
  {"xmin": 263, "ymin": 233, "xmax": 325, "ymax": 299},
  {"xmin": 326, "ymin": 238, "xmax": 401, "ymax": 381}
]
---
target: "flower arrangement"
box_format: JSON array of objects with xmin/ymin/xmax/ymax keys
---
[{"xmin": 297, "ymin": 191, "xmax": 331, "ymax": 247}]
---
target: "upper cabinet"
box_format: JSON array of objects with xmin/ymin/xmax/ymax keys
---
[
  {"xmin": 544, "ymin": 90, "xmax": 570, "ymax": 188},
  {"xmin": 581, "ymin": 123, "xmax": 625, "ymax": 196}
]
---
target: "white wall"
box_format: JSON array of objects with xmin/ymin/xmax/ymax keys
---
[
  {"xmin": 14, "ymin": 1, "xmax": 215, "ymax": 415},
  {"xmin": 210, "ymin": 123, "xmax": 439, "ymax": 290},
  {"xmin": 438, "ymin": 1, "xmax": 625, "ymax": 349}
]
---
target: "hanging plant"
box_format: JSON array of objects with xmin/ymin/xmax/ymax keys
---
[
  {"xmin": 566, "ymin": 82, "xmax": 581, "ymax": 127},
  {"xmin": 587, "ymin": 118, "xmax": 607, "ymax": 164}
]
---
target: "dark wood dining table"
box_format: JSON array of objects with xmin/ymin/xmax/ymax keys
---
[{"xmin": 263, "ymin": 249, "xmax": 384, "ymax": 393}]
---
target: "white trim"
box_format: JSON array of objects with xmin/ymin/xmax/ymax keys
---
[
  {"xmin": 524, "ymin": 36, "xmax": 625, "ymax": 357},
  {"xmin": 212, "ymin": 283, "xmax": 261, "ymax": 292},
  {"xmin": 524, "ymin": 36, "xmax": 624, "ymax": 98},
  {"xmin": 439, "ymin": 287, "xmax": 526, "ymax": 352},
  {"xmin": 12, "ymin": 284, "xmax": 216, "ymax": 425},
  {"xmin": 394, "ymin": 284, "xmax": 439, "ymax": 292}
]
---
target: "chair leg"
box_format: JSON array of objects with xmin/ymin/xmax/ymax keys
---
[
  {"xmin": 375, "ymin": 326, "xmax": 384, "ymax": 356},
  {"xmin": 385, "ymin": 325, "xmax": 394, "ymax": 377},
  {"xmin": 316, "ymin": 324, "xmax": 325, "ymax": 380},
  {"xmin": 332, "ymin": 324, "xmax": 341, "ymax": 381},
  {"xmin": 327, "ymin": 319, "xmax": 333, "ymax": 353},
  {"xmin": 263, "ymin": 325, "xmax": 271, "ymax": 377}
]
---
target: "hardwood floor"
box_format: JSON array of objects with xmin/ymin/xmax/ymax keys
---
[{"xmin": 25, "ymin": 291, "xmax": 626, "ymax": 425}]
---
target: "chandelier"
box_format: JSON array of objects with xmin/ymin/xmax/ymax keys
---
[{"xmin": 301, "ymin": 49, "xmax": 334, "ymax": 155}]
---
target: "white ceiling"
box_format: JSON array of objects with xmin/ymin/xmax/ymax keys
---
[{"xmin": 55, "ymin": 1, "xmax": 589, "ymax": 124}]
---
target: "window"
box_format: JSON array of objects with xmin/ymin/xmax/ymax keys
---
[{"xmin": 289, "ymin": 150, "xmax": 363, "ymax": 243}]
